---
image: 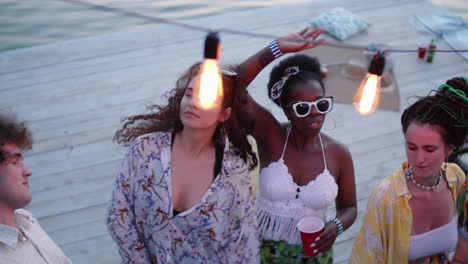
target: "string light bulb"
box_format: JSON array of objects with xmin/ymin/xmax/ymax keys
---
[
  {"xmin": 352, "ymin": 52, "xmax": 386, "ymax": 115},
  {"xmin": 194, "ymin": 31, "xmax": 223, "ymax": 109}
]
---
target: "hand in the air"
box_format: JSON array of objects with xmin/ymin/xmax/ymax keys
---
[{"xmin": 277, "ymin": 27, "xmax": 326, "ymax": 54}]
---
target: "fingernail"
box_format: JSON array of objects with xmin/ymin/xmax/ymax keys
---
[
  {"xmin": 315, "ymin": 237, "xmax": 320, "ymax": 241},
  {"xmin": 313, "ymin": 249, "xmax": 318, "ymax": 253},
  {"xmin": 310, "ymin": 243, "xmax": 316, "ymax": 247}
]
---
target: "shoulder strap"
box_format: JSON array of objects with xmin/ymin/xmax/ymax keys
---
[
  {"xmin": 279, "ymin": 124, "xmax": 291, "ymax": 160},
  {"xmin": 318, "ymin": 133, "xmax": 328, "ymax": 170}
]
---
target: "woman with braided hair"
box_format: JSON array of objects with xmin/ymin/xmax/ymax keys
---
[{"xmin": 351, "ymin": 77, "xmax": 468, "ymax": 264}]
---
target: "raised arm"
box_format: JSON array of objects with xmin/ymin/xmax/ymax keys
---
[
  {"xmin": 237, "ymin": 27, "xmax": 325, "ymax": 139},
  {"xmin": 238, "ymin": 27, "xmax": 325, "ymax": 90}
]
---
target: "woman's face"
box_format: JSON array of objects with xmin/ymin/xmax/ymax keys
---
[
  {"xmin": 405, "ymin": 123, "xmax": 452, "ymax": 179},
  {"xmin": 284, "ymin": 79, "xmax": 328, "ymax": 133},
  {"xmin": 179, "ymin": 77, "xmax": 231, "ymax": 130}
]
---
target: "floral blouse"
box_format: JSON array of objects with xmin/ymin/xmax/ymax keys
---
[{"xmin": 106, "ymin": 132, "xmax": 259, "ymax": 264}]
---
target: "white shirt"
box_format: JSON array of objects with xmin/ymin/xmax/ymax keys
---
[{"xmin": 0, "ymin": 209, "xmax": 72, "ymax": 264}]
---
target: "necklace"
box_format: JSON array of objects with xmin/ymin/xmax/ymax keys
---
[{"xmin": 405, "ymin": 165, "xmax": 445, "ymax": 191}]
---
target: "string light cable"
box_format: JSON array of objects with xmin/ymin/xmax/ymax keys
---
[{"xmin": 51, "ymin": 0, "xmax": 468, "ymax": 54}]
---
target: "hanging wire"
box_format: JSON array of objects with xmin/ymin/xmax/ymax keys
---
[
  {"xmin": 55, "ymin": 0, "xmax": 210, "ymax": 33},
  {"xmin": 54, "ymin": 0, "xmax": 468, "ymax": 53}
]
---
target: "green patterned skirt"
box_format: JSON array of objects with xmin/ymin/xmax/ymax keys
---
[{"xmin": 260, "ymin": 239, "xmax": 333, "ymax": 264}]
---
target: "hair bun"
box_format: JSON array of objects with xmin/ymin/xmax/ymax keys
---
[
  {"xmin": 436, "ymin": 77, "xmax": 468, "ymax": 104},
  {"xmin": 442, "ymin": 77, "xmax": 468, "ymax": 93},
  {"xmin": 445, "ymin": 76, "xmax": 468, "ymax": 94}
]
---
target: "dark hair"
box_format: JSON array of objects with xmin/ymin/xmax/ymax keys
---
[
  {"xmin": 0, "ymin": 113, "xmax": 33, "ymax": 162},
  {"xmin": 401, "ymin": 77, "xmax": 468, "ymax": 151},
  {"xmin": 267, "ymin": 54, "xmax": 323, "ymax": 107},
  {"xmin": 114, "ymin": 62, "xmax": 258, "ymax": 170}
]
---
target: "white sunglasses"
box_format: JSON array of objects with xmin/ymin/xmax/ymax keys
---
[
  {"xmin": 288, "ymin": 96, "xmax": 333, "ymax": 117},
  {"xmin": 221, "ymin": 69, "xmax": 238, "ymax": 76}
]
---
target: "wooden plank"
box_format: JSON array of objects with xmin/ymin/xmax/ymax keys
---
[
  {"xmin": 27, "ymin": 185, "xmax": 112, "ymax": 219},
  {"xmin": 37, "ymin": 204, "xmax": 108, "ymax": 234},
  {"xmin": 1, "ymin": 0, "xmax": 465, "ymax": 263},
  {"xmin": 0, "ymin": 0, "xmax": 422, "ymax": 75},
  {"xmin": 24, "ymin": 139, "xmax": 122, "ymax": 179},
  {"xmin": 60, "ymin": 233, "xmax": 120, "ymax": 264}
]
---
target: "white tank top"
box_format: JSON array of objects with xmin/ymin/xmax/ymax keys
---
[{"xmin": 256, "ymin": 125, "xmax": 338, "ymax": 245}]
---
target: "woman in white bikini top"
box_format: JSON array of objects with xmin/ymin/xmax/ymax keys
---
[
  {"xmin": 236, "ymin": 27, "xmax": 357, "ymax": 263},
  {"xmin": 256, "ymin": 124, "xmax": 339, "ymax": 245}
]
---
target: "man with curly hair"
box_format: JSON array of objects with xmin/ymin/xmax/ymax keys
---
[{"xmin": 0, "ymin": 113, "xmax": 71, "ymax": 264}]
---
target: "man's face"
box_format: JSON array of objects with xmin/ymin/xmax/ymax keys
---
[{"xmin": 0, "ymin": 143, "xmax": 33, "ymax": 211}]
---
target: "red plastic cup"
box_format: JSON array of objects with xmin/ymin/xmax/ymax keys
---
[
  {"xmin": 297, "ymin": 217, "xmax": 325, "ymax": 257},
  {"xmin": 418, "ymin": 44, "xmax": 427, "ymax": 59}
]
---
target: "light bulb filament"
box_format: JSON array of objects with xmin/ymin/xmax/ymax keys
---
[
  {"xmin": 353, "ymin": 74, "xmax": 381, "ymax": 115},
  {"xmin": 197, "ymin": 59, "xmax": 223, "ymax": 109}
]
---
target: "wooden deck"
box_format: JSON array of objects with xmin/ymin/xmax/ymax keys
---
[{"xmin": 1, "ymin": 0, "xmax": 467, "ymax": 263}]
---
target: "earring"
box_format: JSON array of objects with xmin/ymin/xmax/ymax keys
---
[{"xmin": 322, "ymin": 115, "xmax": 336, "ymax": 131}]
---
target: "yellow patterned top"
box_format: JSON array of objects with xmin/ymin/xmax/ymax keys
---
[{"xmin": 350, "ymin": 161, "xmax": 465, "ymax": 264}]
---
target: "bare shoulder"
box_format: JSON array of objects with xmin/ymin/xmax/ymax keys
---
[
  {"xmin": 320, "ymin": 133, "xmax": 352, "ymax": 161},
  {"xmin": 320, "ymin": 134, "xmax": 355, "ymax": 192},
  {"xmin": 256, "ymin": 121, "xmax": 289, "ymax": 159}
]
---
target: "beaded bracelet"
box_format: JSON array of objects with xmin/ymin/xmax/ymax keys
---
[
  {"xmin": 268, "ymin": 40, "xmax": 283, "ymax": 59},
  {"xmin": 330, "ymin": 218, "xmax": 344, "ymax": 236}
]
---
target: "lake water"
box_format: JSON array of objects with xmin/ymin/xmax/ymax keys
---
[{"xmin": 0, "ymin": 0, "xmax": 467, "ymax": 52}]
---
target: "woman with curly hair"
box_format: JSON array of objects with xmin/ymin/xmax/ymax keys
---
[
  {"xmin": 351, "ymin": 77, "xmax": 468, "ymax": 264},
  {"xmin": 106, "ymin": 62, "xmax": 260, "ymax": 263},
  {"xmin": 236, "ymin": 27, "xmax": 357, "ymax": 264}
]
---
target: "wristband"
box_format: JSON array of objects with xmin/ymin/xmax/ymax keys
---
[
  {"xmin": 268, "ymin": 40, "xmax": 283, "ymax": 59},
  {"xmin": 330, "ymin": 218, "xmax": 344, "ymax": 236}
]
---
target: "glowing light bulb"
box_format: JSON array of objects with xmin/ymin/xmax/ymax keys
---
[
  {"xmin": 194, "ymin": 31, "xmax": 222, "ymax": 110},
  {"xmin": 353, "ymin": 73, "xmax": 381, "ymax": 115},
  {"xmin": 198, "ymin": 59, "xmax": 223, "ymax": 109},
  {"xmin": 352, "ymin": 53, "xmax": 385, "ymax": 115}
]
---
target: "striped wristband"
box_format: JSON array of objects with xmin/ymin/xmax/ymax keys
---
[
  {"xmin": 268, "ymin": 40, "xmax": 283, "ymax": 59},
  {"xmin": 331, "ymin": 218, "xmax": 344, "ymax": 236}
]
